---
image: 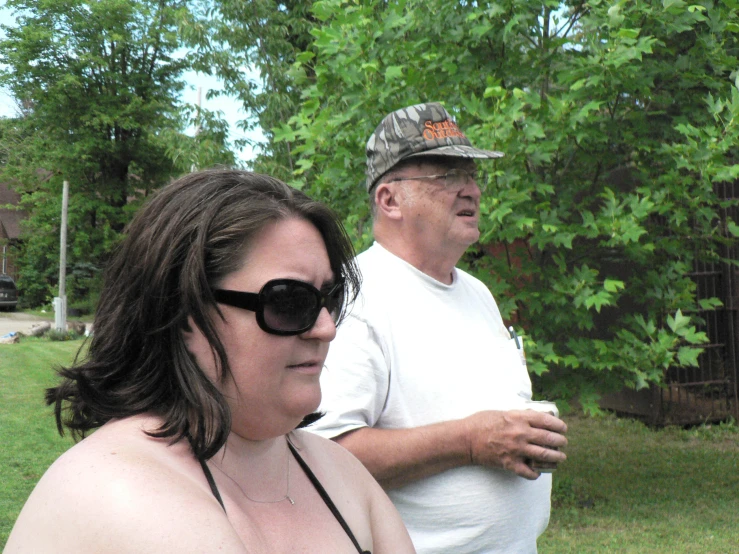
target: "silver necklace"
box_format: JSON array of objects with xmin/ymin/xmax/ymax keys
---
[{"xmin": 216, "ymin": 438, "xmax": 294, "ymax": 505}]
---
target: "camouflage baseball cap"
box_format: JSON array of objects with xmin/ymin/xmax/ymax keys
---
[{"xmin": 365, "ymin": 102, "xmax": 504, "ymax": 192}]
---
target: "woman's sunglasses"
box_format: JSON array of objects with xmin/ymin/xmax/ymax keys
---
[{"xmin": 213, "ymin": 279, "xmax": 345, "ymax": 336}]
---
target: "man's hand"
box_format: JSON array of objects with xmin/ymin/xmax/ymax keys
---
[{"xmin": 462, "ymin": 409, "xmax": 568, "ymax": 480}]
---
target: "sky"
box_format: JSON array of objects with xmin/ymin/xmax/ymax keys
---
[
  {"xmin": 0, "ymin": 6, "xmax": 265, "ymax": 165},
  {"xmin": 179, "ymin": 71, "xmax": 265, "ymax": 165}
]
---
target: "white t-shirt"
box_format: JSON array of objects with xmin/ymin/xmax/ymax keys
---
[{"xmin": 311, "ymin": 242, "xmax": 551, "ymax": 554}]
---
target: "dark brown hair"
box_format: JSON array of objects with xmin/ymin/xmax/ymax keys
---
[{"xmin": 47, "ymin": 169, "xmax": 360, "ymax": 459}]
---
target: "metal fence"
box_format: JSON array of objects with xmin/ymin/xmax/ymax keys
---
[
  {"xmin": 602, "ymin": 181, "xmax": 739, "ymax": 426},
  {"xmin": 658, "ymin": 181, "xmax": 739, "ymax": 425}
]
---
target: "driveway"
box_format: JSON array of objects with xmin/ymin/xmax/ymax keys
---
[{"xmin": 0, "ymin": 311, "xmax": 57, "ymax": 336}]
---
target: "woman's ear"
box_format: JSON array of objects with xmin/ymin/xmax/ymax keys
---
[
  {"xmin": 182, "ymin": 316, "xmax": 207, "ymax": 362},
  {"xmin": 183, "ymin": 315, "xmax": 224, "ymax": 383}
]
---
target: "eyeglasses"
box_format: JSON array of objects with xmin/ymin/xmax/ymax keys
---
[
  {"xmin": 387, "ymin": 168, "xmax": 488, "ymax": 192},
  {"xmin": 213, "ymin": 279, "xmax": 345, "ymax": 336}
]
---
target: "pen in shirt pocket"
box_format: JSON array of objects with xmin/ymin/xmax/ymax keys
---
[
  {"xmin": 508, "ymin": 326, "xmax": 521, "ymax": 349},
  {"xmin": 509, "ymin": 326, "xmax": 527, "ymax": 367}
]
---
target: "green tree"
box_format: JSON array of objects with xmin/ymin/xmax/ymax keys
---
[
  {"xmin": 188, "ymin": 0, "xmax": 318, "ymax": 180},
  {"xmin": 233, "ymin": 0, "xmax": 738, "ymax": 410},
  {"xmin": 0, "ymin": 0, "xmax": 234, "ymax": 307}
]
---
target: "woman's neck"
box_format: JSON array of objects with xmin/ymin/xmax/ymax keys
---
[{"xmin": 211, "ymin": 433, "xmax": 293, "ymax": 504}]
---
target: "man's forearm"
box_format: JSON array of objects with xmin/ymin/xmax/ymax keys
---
[
  {"xmin": 334, "ymin": 410, "xmax": 569, "ymax": 487},
  {"xmin": 333, "ymin": 421, "xmax": 472, "ymax": 490}
]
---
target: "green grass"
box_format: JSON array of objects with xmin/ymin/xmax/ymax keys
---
[
  {"xmin": 1, "ymin": 338, "xmax": 738, "ymax": 552},
  {"xmin": 539, "ymin": 414, "xmax": 739, "ymax": 553},
  {"xmin": 0, "ymin": 337, "xmax": 82, "ymax": 548}
]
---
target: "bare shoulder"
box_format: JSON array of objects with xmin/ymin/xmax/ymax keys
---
[
  {"xmin": 4, "ymin": 415, "xmax": 247, "ymax": 554},
  {"xmin": 291, "ymin": 428, "xmax": 390, "ymax": 496},
  {"xmin": 293, "ymin": 428, "xmax": 370, "ymax": 473},
  {"xmin": 290, "ymin": 430, "xmax": 416, "ymax": 554}
]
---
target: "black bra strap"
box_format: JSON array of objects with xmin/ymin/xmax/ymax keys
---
[
  {"xmin": 197, "ymin": 456, "xmax": 227, "ymax": 513},
  {"xmin": 288, "ymin": 443, "xmax": 370, "ymax": 554},
  {"xmin": 193, "ymin": 438, "xmax": 368, "ymax": 554},
  {"xmin": 186, "ymin": 431, "xmax": 227, "ymax": 513}
]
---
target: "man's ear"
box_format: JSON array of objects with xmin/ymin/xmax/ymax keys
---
[{"xmin": 375, "ymin": 182, "xmax": 403, "ymax": 220}]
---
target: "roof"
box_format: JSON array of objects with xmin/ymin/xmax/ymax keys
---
[{"xmin": 0, "ymin": 181, "xmax": 26, "ymax": 240}]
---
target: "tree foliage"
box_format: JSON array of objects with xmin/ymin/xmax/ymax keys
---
[
  {"xmin": 213, "ymin": 0, "xmax": 739, "ymax": 410},
  {"xmin": 0, "ymin": 0, "xmax": 234, "ymax": 306},
  {"xmin": 186, "ymin": 0, "xmax": 317, "ymax": 181}
]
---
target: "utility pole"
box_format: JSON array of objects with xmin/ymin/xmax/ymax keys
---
[
  {"xmin": 195, "ymin": 85, "xmax": 202, "ymax": 136},
  {"xmin": 54, "ymin": 179, "xmax": 69, "ymax": 332},
  {"xmin": 191, "ymin": 86, "xmax": 202, "ymax": 173}
]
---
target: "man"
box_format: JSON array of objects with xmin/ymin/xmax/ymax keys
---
[{"xmin": 310, "ymin": 102, "xmax": 568, "ymax": 553}]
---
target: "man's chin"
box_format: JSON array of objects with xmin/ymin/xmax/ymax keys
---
[{"xmin": 458, "ymin": 229, "xmax": 481, "ymax": 247}]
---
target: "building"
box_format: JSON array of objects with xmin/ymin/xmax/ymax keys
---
[{"xmin": 0, "ymin": 180, "xmax": 25, "ymax": 278}]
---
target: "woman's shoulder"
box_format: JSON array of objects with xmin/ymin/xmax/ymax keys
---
[
  {"xmin": 291, "ymin": 428, "xmax": 369, "ymax": 474},
  {"xmin": 4, "ymin": 415, "xmax": 247, "ymax": 554},
  {"xmin": 289, "ymin": 429, "xmax": 400, "ymax": 515},
  {"xmin": 289, "ymin": 428, "xmax": 378, "ymax": 507},
  {"xmin": 42, "ymin": 415, "xmax": 195, "ymax": 490},
  {"xmin": 289, "ymin": 429, "xmax": 415, "ymax": 554}
]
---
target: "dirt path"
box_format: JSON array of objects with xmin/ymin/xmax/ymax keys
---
[{"xmin": 0, "ymin": 311, "xmax": 60, "ymax": 336}]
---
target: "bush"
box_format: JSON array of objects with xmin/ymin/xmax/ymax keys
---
[{"xmin": 46, "ymin": 329, "xmax": 83, "ymax": 342}]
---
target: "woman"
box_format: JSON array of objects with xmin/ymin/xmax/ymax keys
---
[{"xmin": 4, "ymin": 170, "xmax": 415, "ymax": 553}]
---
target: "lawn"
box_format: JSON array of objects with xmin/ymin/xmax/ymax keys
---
[
  {"xmin": 0, "ymin": 337, "xmax": 81, "ymax": 548},
  {"xmin": 1, "ymin": 337, "xmax": 738, "ymax": 551},
  {"xmin": 539, "ymin": 414, "xmax": 739, "ymax": 553}
]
